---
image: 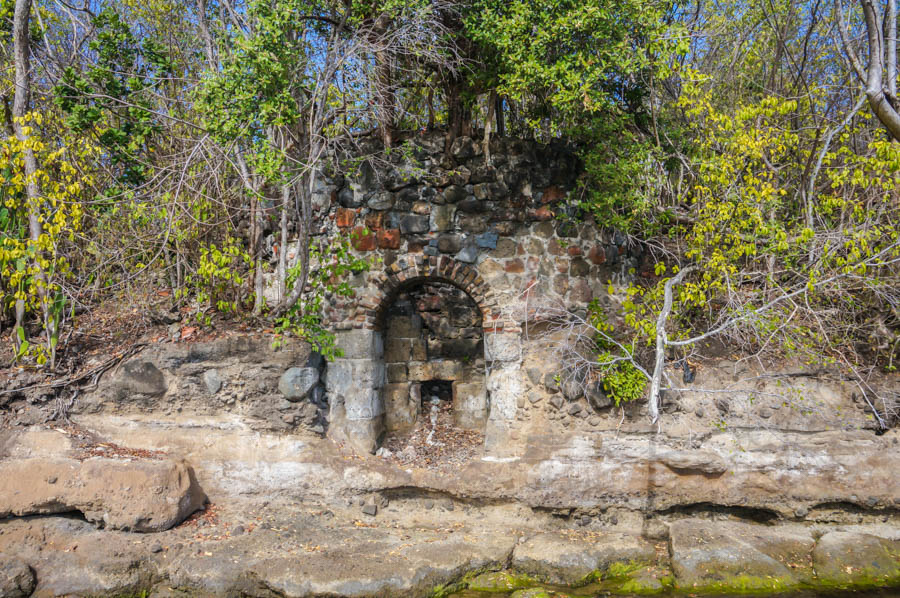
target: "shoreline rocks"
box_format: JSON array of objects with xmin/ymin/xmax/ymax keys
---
[{"xmin": 0, "ymin": 457, "xmax": 206, "ymax": 532}]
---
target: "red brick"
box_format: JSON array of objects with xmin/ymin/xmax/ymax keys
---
[
  {"xmin": 336, "ymin": 208, "xmax": 356, "ymax": 229},
  {"xmin": 541, "ymin": 186, "xmax": 566, "ymax": 204},
  {"xmin": 376, "ymin": 228, "xmax": 401, "ymax": 249},
  {"xmin": 567, "ymin": 246, "xmax": 583, "ymax": 257},
  {"xmin": 587, "ymin": 245, "xmax": 607, "ymax": 265},
  {"xmin": 528, "ymin": 206, "xmax": 554, "ymax": 221},
  {"xmin": 351, "ymin": 226, "xmax": 375, "ymax": 251}
]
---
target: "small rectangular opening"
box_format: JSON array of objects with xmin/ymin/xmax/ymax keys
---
[{"xmin": 421, "ymin": 380, "xmax": 453, "ymax": 405}]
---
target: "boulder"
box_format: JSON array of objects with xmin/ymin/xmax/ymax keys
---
[
  {"xmin": 202, "ymin": 369, "xmax": 223, "ymax": 394},
  {"xmin": 115, "ymin": 360, "xmax": 167, "ymax": 396},
  {"xmin": 0, "ymin": 558, "xmax": 35, "ymax": 598},
  {"xmin": 585, "ymin": 382, "xmax": 612, "ymax": 410},
  {"xmin": 669, "ymin": 519, "xmax": 814, "ymax": 591},
  {"xmin": 812, "ymin": 531, "xmax": 900, "ymax": 587},
  {"xmin": 511, "ymin": 531, "xmax": 656, "ymax": 585},
  {"xmin": 0, "ymin": 457, "xmax": 206, "ymax": 532},
  {"xmin": 278, "ymin": 367, "xmax": 319, "ymax": 401}
]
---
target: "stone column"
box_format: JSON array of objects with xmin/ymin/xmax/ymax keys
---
[
  {"xmin": 483, "ymin": 331, "xmax": 524, "ymax": 456},
  {"xmin": 326, "ymin": 329, "xmax": 385, "ymax": 454}
]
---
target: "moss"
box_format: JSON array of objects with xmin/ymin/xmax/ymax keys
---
[
  {"xmin": 675, "ymin": 573, "xmax": 797, "ymax": 595},
  {"xmin": 428, "ymin": 566, "xmax": 499, "ymax": 598},
  {"xmin": 467, "ymin": 571, "xmax": 536, "ymax": 592},
  {"xmin": 812, "ymin": 568, "xmax": 900, "ymax": 592},
  {"xmin": 590, "ymin": 561, "xmax": 674, "ymax": 596}
]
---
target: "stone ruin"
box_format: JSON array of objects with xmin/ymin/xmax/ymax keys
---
[{"xmin": 293, "ymin": 131, "xmax": 644, "ymax": 454}]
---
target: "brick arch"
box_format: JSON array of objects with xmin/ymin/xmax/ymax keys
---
[{"xmin": 366, "ymin": 256, "xmax": 503, "ymax": 332}]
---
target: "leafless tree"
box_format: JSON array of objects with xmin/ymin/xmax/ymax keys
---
[{"xmin": 837, "ymin": 0, "xmax": 900, "ymax": 139}]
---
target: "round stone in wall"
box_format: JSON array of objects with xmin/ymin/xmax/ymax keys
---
[{"xmin": 279, "ymin": 367, "xmax": 320, "ymax": 401}]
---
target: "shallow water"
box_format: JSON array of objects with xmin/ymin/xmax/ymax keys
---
[{"xmin": 449, "ymin": 588, "xmax": 900, "ymax": 598}]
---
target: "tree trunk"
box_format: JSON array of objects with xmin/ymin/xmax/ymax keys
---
[
  {"xmin": 648, "ymin": 266, "xmax": 696, "ymax": 424},
  {"xmin": 857, "ymin": 0, "xmax": 900, "ymax": 139},
  {"xmin": 12, "ymin": 0, "xmax": 48, "ymax": 362},
  {"xmin": 483, "ymin": 90, "xmax": 496, "ymax": 165},
  {"xmin": 277, "ymin": 183, "xmax": 290, "ymax": 302},
  {"xmin": 495, "ymin": 94, "xmax": 505, "ymax": 137},
  {"xmin": 196, "ymin": 0, "xmax": 217, "ymax": 71},
  {"xmin": 373, "ymin": 14, "xmax": 394, "ymax": 148}
]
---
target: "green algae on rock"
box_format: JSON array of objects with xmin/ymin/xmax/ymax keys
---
[{"xmin": 468, "ymin": 571, "xmax": 536, "ymax": 592}]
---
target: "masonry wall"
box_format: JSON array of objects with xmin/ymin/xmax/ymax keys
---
[{"xmin": 294, "ymin": 132, "xmax": 643, "ymax": 454}]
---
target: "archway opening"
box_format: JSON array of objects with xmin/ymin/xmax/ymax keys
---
[{"xmin": 379, "ymin": 280, "xmax": 486, "ymax": 465}]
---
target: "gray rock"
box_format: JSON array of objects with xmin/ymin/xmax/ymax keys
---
[
  {"xmin": 202, "ymin": 369, "xmax": 224, "ymax": 394},
  {"xmin": 669, "ymin": 519, "xmax": 814, "ymax": 590},
  {"xmin": 511, "ymin": 531, "xmax": 655, "ymax": 585},
  {"xmin": 549, "ymin": 396, "xmax": 564, "ymax": 410},
  {"xmin": 813, "ymin": 531, "xmax": 900, "ymax": 586},
  {"xmin": 457, "ymin": 197, "xmax": 487, "ymax": 213},
  {"xmin": 450, "ymin": 165, "xmax": 471, "ymax": 185},
  {"xmin": 455, "ymin": 245, "xmax": 478, "ymax": 263},
  {"xmin": 585, "ymin": 382, "xmax": 612, "ymax": 410},
  {"xmin": 476, "ymin": 231, "xmax": 500, "ymax": 250},
  {"xmin": 0, "ymin": 558, "xmax": 35, "ymax": 598},
  {"xmin": 562, "ymin": 380, "xmax": 583, "ymax": 401},
  {"xmin": 437, "ymin": 234, "xmax": 462, "ymax": 253},
  {"xmin": 442, "ymin": 184, "xmax": 467, "ymax": 203},
  {"xmin": 338, "ymin": 186, "xmax": 360, "ymax": 207},
  {"xmin": 117, "ymin": 360, "xmax": 167, "ymax": 396},
  {"xmin": 400, "ymin": 214, "xmax": 429, "ymax": 234},
  {"xmin": 484, "ymin": 333, "xmax": 521, "ymax": 362},
  {"xmin": 278, "ymin": 367, "xmax": 319, "ymax": 401},
  {"xmin": 368, "ymin": 191, "xmax": 394, "ymax": 210},
  {"xmin": 362, "ymin": 504, "xmax": 377, "ymax": 516}
]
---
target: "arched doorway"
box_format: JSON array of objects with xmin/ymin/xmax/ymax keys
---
[
  {"xmin": 379, "ymin": 280, "xmax": 486, "ymax": 462},
  {"xmin": 326, "ymin": 256, "xmax": 516, "ymax": 455}
]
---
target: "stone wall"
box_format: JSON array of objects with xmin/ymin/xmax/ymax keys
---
[{"xmin": 288, "ymin": 131, "xmax": 641, "ymax": 454}]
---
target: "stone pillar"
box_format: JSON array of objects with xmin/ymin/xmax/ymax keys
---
[
  {"xmin": 326, "ymin": 329, "xmax": 385, "ymax": 454},
  {"xmin": 483, "ymin": 331, "xmax": 524, "ymax": 456}
]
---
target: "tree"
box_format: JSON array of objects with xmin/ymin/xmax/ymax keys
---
[{"xmin": 837, "ymin": 0, "xmax": 900, "ymax": 139}]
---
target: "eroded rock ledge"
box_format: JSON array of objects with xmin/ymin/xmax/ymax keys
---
[{"xmin": 1, "ymin": 498, "xmax": 898, "ymax": 597}]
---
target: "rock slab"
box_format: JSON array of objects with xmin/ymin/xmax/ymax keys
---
[
  {"xmin": 669, "ymin": 519, "xmax": 814, "ymax": 591},
  {"xmin": 813, "ymin": 531, "xmax": 900, "ymax": 587},
  {"xmin": 0, "ymin": 457, "xmax": 206, "ymax": 532},
  {"xmin": 511, "ymin": 531, "xmax": 656, "ymax": 585}
]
